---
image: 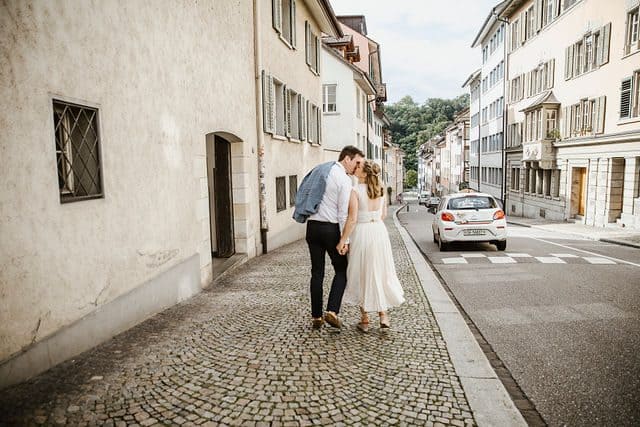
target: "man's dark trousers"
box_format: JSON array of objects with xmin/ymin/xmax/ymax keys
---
[{"xmin": 306, "ymin": 220, "xmax": 347, "ymax": 318}]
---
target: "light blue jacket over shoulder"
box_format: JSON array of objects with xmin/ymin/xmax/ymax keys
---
[{"xmin": 292, "ymin": 161, "xmax": 336, "ymax": 223}]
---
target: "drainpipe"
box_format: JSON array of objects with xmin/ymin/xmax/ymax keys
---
[
  {"xmin": 493, "ymin": 8, "xmax": 510, "ymax": 209},
  {"xmin": 253, "ymin": 0, "xmax": 268, "ymax": 254}
]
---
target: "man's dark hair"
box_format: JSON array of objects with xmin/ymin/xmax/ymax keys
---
[{"xmin": 338, "ymin": 145, "xmax": 365, "ymax": 161}]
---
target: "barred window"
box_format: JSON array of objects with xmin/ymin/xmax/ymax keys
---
[
  {"xmin": 289, "ymin": 175, "xmax": 297, "ymax": 207},
  {"xmin": 276, "ymin": 176, "xmax": 286, "ymax": 212},
  {"xmin": 53, "ymin": 100, "xmax": 103, "ymax": 203}
]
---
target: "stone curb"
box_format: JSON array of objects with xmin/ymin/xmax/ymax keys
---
[{"xmin": 395, "ymin": 208, "xmax": 527, "ymax": 427}]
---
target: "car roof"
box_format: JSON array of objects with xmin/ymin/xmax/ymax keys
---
[{"xmin": 444, "ymin": 192, "xmax": 495, "ymax": 199}]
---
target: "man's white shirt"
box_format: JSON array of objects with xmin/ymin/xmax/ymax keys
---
[{"xmin": 309, "ymin": 162, "xmax": 353, "ymax": 235}]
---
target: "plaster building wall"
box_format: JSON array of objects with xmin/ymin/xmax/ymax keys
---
[
  {"xmin": 466, "ymin": 74, "xmax": 482, "ymax": 191},
  {"xmin": 479, "ymin": 20, "xmax": 507, "ymax": 201},
  {"xmin": 320, "ymin": 46, "xmax": 372, "ymax": 162},
  {"xmin": 0, "ymin": 0, "xmax": 259, "ymax": 386},
  {"xmin": 505, "ymin": 0, "xmax": 640, "ymax": 226},
  {"xmin": 258, "ymin": 0, "xmax": 338, "ymax": 250}
]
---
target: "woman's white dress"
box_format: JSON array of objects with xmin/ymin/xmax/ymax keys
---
[{"xmin": 343, "ymin": 184, "xmax": 405, "ymax": 312}]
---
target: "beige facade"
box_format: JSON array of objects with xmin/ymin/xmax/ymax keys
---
[
  {"xmin": 384, "ymin": 142, "xmax": 405, "ymax": 202},
  {"xmin": 256, "ymin": 0, "xmax": 341, "ymax": 250},
  {"xmin": 337, "ymin": 17, "xmax": 388, "ymax": 165},
  {"xmin": 0, "ymin": 0, "xmax": 341, "ymax": 387},
  {"xmin": 502, "ymin": 0, "xmax": 640, "ymax": 227},
  {"xmin": 443, "ymin": 109, "xmax": 471, "ymax": 193}
]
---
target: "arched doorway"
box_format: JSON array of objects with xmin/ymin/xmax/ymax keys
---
[{"xmin": 206, "ymin": 134, "xmax": 234, "ymax": 258}]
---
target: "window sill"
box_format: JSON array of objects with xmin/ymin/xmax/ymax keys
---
[
  {"xmin": 289, "ymin": 138, "xmax": 302, "ymax": 144},
  {"xmin": 323, "ymin": 111, "xmax": 339, "ymax": 116},
  {"xmin": 271, "ymin": 134, "xmax": 288, "ymax": 141},
  {"xmin": 278, "ymin": 35, "xmax": 295, "ymax": 50},
  {"xmin": 622, "ymin": 48, "xmax": 640, "ymax": 60},
  {"xmin": 617, "ymin": 116, "xmax": 640, "ymax": 125}
]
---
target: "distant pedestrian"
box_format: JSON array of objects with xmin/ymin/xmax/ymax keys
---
[
  {"xmin": 336, "ymin": 160, "xmax": 405, "ymax": 331},
  {"xmin": 293, "ymin": 145, "xmax": 365, "ymax": 329}
]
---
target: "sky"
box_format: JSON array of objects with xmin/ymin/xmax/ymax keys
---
[{"xmin": 331, "ymin": 0, "xmax": 501, "ymax": 104}]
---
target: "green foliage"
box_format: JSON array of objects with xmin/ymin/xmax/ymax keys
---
[
  {"xmin": 405, "ymin": 170, "xmax": 418, "ymax": 188},
  {"xmin": 385, "ymin": 94, "xmax": 469, "ymax": 172}
]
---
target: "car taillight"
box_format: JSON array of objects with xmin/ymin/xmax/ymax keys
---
[
  {"xmin": 441, "ymin": 212, "xmax": 455, "ymax": 222},
  {"xmin": 493, "ymin": 210, "xmax": 505, "ymax": 220}
]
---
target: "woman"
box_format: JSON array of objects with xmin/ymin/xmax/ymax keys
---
[{"xmin": 337, "ymin": 160, "xmax": 405, "ymax": 331}]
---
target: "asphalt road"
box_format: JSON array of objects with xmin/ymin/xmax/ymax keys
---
[{"xmin": 398, "ymin": 201, "xmax": 640, "ymax": 427}]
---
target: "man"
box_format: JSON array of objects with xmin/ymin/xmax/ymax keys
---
[{"xmin": 293, "ymin": 146, "xmax": 365, "ymax": 329}]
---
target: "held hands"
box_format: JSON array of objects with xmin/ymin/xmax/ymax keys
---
[{"xmin": 336, "ymin": 241, "xmax": 349, "ymax": 255}]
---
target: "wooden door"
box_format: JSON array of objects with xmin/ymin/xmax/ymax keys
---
[{"xmin": 214, "ymin": 136, "xmax": 234, "ymax": 257}]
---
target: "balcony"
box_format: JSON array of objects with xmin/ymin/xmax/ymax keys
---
[
  {"xmin": 522, "ymin": 137, "xmax": 555, "ymax": 169},
  {"xmin": 375, "ymin": 83, "xmax": 387, "ymax": 102}
]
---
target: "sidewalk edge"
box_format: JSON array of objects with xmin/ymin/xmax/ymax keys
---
[
  {"xmin": 507, "ymin": 220, "xmax": 640, "ymax": 249},
  {"xmin": 393, "ymin": 208, "xmax": 527, "ymax": 427}
]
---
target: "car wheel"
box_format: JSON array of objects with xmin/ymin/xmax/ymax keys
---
[
  {"xmin": 432, "ymin": 229, "xmax": 438, "ymax": 243},
  {"xmin": 438, "ymin": 234, "xmax": 449, "ymax": 251},
  {"xmin": 496, "ymin": 241, "xmax": 507, "ymax": 251}
]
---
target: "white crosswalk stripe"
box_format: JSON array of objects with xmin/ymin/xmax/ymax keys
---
[
  {"xmin": 488, "ymin": 256, "xmax": 517, "ymax": 264},
  {"xmin": 535, "ymin": 257, "xmax": 566, "ymax": 264},
  {"xmin": 442, "ymin": 258, "xmax": 468, "ymax": 264},
  {"xmin": 436, "ymin": 253, "xmax": 618, "ymax": 265},
  {"xmin": 583, "ymin": 257, "xmax": 617, "ymax": 264}
]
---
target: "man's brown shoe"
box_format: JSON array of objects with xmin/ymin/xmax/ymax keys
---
[
  {"xmin": 324, "ymin": 311, "xmax": 342, "ymax": 328},
  {"xmin": 312, "ymin": 317, "xmax": 324, "ymax": 329}
]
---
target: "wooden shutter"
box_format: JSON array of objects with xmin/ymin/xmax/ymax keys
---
[
  {"xmin": 565, "ymin": 45, "xmax": 574, "ymax": 80},
  {"xmin": 262, "ymin": 71, "xmax": 275, "ymax": 134},
  {"xmin": 316, "ymin": 37, "xmax": 321, "ymax": 74},
  {"xmin": 300, "ymin": 95, "xmax": 306, "ymax": 140},
  {"xmin": 547, "ymin": 59, "xmax": 555, "ymax": 89},
  {"xmin": 317, "ymin": 106, "xmax": 322, "ymax": 145},
  {"xmin": 519, "ymin": 74, "xmax": 525, "ymax": 100},
  {"xmin": 291, "ymin": 0, "xmax": 296, "ymax": 48},
  {"xmin": 563, "ymin": 106, "xmax": 570, "ymax": 138},
  {"xmin": 536, "ymin": 0, "xmax": 544, "ymax": 31},
  {"xmin": 620, "ymin": 78, "xmax": 632, "ymax": 119},
  {"xmin": 595, "ymin": 96, "xmax": 606, "ymax": 133},
  {"xmin": 272, "ymin": 0, "xmax": 282, "ymax": 33},
  {"xmin": 596, "ymin": 27, "xmax": 604, "ymax": 65},
  {"xmin": 600, "ymin": 22, "xmax": 611, "ymax": 65},
  {"xmin": 305, "ymin": 22, "xmax": 310, "ymax": 65},
  {"xmin": 284, "ymin": 86, "xmax": 290, "ymax": 137},
  {"xmin": 519, "ymin": 13, "xmax": 526, "ymax": 44}
]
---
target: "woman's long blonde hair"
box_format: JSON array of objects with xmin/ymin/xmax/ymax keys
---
[{"xmin": 362, "ymin": 160, "xmax": 384, "ymax": 200}]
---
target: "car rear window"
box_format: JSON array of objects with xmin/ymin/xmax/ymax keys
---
[{"xmin": 447, "ymin": 196, "xmax": 496, "ymax": 210}]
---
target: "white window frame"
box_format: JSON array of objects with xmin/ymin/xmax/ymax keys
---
[{"xmin": 322, "ymin": 84, "xmax": 337, "ymax": 113}]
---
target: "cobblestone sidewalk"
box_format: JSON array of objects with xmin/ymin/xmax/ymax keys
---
[{"xmin": 0, "ymin": 218, "xmax": 476, "ymax": 426}]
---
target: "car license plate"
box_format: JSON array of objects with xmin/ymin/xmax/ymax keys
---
[{"xmin": 463, "ymin": 229, "xmax": 485, "ymax": 236}]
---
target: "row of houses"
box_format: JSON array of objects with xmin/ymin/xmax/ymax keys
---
[
  {"xmin": 0, "ymin": 1, "xmax": 403, "ymax": 388},
  {"xmin": 418, "ymin": 0, "xmax": 640, "ymax": 230}
]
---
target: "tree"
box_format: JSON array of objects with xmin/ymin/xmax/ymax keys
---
[
  {"xmin": 386, "ymin": 94, "xmax": 469, "ymax": 173},
  {"xmin": 405, "ymin": 170, "xmax": 417, "ymax": 189}
]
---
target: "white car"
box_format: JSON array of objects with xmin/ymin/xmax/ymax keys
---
[
  {"xmin": 431, "ymin": 192, "xmax": 507, "ymax": 251},
  {"xmin": 418, "ymin": 192, "xmax": 430, "ymax": 205}
]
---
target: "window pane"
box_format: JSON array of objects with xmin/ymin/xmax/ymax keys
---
[{"xmin": 53, "ymin": 100, "xmax": 102, "ymax": 202}]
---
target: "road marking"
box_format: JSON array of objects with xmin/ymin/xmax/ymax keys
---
[
  {"xmin": 488, "ymin": 257, "xmax": 517, "ymax": 264},
  {"xmin": 531, "ymin": 237, "xmax": 640, "ymax": 268},
  {"xmin": 442, "ymin": 258, "xmax": 468, "ymax": 264},
  {"xmin": 535, "ymin": 256, "xmax": 566, "ymax": 264},
  {"xmin": 476, "ymin": 303, "xmax": 634, "ymax": 325},
  {"xmin": 583, "ymin": 257, "xmax": 617, "ymax": 265},
  {"xmin": 550, "ymin": 253, "xmax": 579, "ymax": 258},
  {"xmin": 460, "ymin": 253, "xmax": 487, "ymax": 258},
  {"xmin": 506, "ymin": 253, "xmax": 532, "ymax": 257}
]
